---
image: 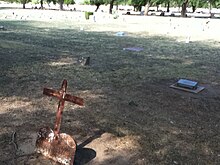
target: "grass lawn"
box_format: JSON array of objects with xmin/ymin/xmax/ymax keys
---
[{"xmin": 0, "ymin": 12, "xmax": 220, "ymax": 164}]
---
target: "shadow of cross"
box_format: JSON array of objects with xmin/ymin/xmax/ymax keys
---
[{"xmin": 43, "ymin": 79, "xmax": 84, "ymax": 139}]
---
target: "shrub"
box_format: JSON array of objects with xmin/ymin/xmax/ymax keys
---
[{"xmin": 85, "ymin": 11, "xmax": 93, "ymax": 20}]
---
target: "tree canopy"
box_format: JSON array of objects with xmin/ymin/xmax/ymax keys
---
[{"xmin": 2, "ymin": 0, "xmax": 220, "ymax": 16}]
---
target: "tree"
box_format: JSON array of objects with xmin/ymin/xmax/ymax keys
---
[
  {"xmin": 158, "ymin": 0, "xmax": 171, "ymax": 12},
  {"xmin": 215, "ymin": 0, "xmax": 220, "ymax": 8},
  {"xmin": 130, "ymin": 0, "xmax": 145, "ymax": 11},
  {"xmin": 181, "ymin": 0, "xmax": 189, "ymax": 17},
  {"xmin": 190, "ymin": 0, "xmax": 199, "ymax": 12},
  {"xmin": 170, "ymin": 0, "xmax": 187, "ymax": 15},
  {"xmin": 83, "ymin": 0, "xmax": 106, "ymax": 12},
  {"xmin": 207, "ymin": 0, "xmax": 216, "ymax": 17},
  {"xmin": 64, "ymin": 0, "xmax": 75, "ymax": 6},
  {"xmin": 166, "ymin": 0, "xmax": 170, "ymax": 12},
  {"xmin": 83, "ymin": 0, "xmax": 117, "ymax": 14},
  {"xmin": 129, "ymin": 0, "xmax": 220, "ymax": 16},
  {"xmin": 188, "ymin": 0, "xmax": 219, "ymax": 17},
  {"xmin": 47, "ymin": 0, "xmax": 56, "ymax": 7},
  {"xmin": 33, "ymin": 0, "xmax": 56, "ymax": 9},
  {"xmin": 40, "ymin": 0, "xmax": 44, "ymax": 9},
  {"xmin": 144, "ymin": 0, "xmax": 152, "ymax": 15},
  {"xmin": 173, "ymin": 0, "xmax": 183, "ymax": 9},
  {"xmin": 143, "ymin": 0, "xmax": 170, "ymax": 16},
  {"xmin": 90, "ymin": 0, "xmax": 105, "ymax": 11},
  {"xmin": 109, "ymin": 0, "xmax": 115, "ymax": 14},
  {"xmin": 5, "ymin": 0, "xmax": 32, "ymax": 8},
  {"xmin": 154, "ymin": 0, "xmax": 163, "ymax": 11}
]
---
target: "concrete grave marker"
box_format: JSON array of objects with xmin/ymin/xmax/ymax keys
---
[
  {"xmin": 170, "ymin": 79, "xmax": 205, "ymax": 93},
  {"xmin": 123, "ymin": 47, "xmax": 144, "ymax": 52}
]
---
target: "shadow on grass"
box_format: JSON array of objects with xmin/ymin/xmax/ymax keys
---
[{"xmin": 0, "ymin": 20, "xmax": 220, "ymax": 164}]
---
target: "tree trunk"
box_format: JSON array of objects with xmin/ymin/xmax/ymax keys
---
[
  {"xmin": 109, "ymin": 0, "xmax": 115, "ymax": 14},
  {"xmin": 21, "ymin": 0, "xmax": 26, "ymax": 9},
  {"xmin": 192, "ymin": 5, "xmax": 196, "ymax": 12},
  {"xmin": 181, "ymin": 0, "xmax": 188, "ymax": 17},
  {"xmin": 40, "ymin": 0, "xmax": 43, "ymax": 9},
  {"xmin": 95, "ymin": 4, "xmax": 100, "ymax": 12},
  {"xmin": 166, "ymin": 2, "xmax": 170, "ymax": 12},
  {"xmin": 209, "ymin": 1, "xmax": 214, "ymax": 18},
  {"xmin": 138, "ymin": 5, "xmax": 142, "ymax": 12},
  {"xmin": 156, "ymin": 5, "xmax": 159, "ymax": 12},
  {"xmin": 144, "ymin": 1, "xmax": 151, "ymax": 16},
  {"xmin": 59, "ymin": 0, "xmax": 64, "ymax": 10},
  {"xmin": 133, "ymin": 5, "xmax": 136, "ymax": 11}
]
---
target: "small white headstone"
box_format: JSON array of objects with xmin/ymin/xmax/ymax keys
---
[
  {"xmin": 185, "ymin": 36, "xmax": 190, "ymax": 43},
  {"xmin": 0, "ymin": 26, "xmax": 6, "ymax": 30},
  {"xmin": 116, "ymin": 32, "xmax": 125, "ymax": 36},
  {"xmin": 93, "ymin": 15, "xmax": 96, "ymax": 22}
]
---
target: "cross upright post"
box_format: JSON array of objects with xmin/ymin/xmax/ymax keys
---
[{"xmin": 43, "ymin": 79, "xmax": 84, "ymax": 139}]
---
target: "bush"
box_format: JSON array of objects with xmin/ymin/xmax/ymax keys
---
[{"xmin": 85, "ymin": 12, "xmax": 93, "ymax": 20}]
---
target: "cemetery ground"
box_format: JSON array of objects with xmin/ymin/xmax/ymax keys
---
[{"xmin": 1, "ymin": 9, "xmax": 220, "ymax": 164}]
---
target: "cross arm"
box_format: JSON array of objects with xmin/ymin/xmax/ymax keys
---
[{"xmin": 43, "ymin": 88, "xmax": 84, "ymax": 106}]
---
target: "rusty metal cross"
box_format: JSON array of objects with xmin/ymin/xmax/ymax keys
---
[{"xmin": 43, "ymin": 79, "xmax": 84, "ymax": 139}]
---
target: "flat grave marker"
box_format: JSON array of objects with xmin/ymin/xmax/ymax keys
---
[{"xmin": 170, "ymin": 79, "xmax": 205, "ymax": 93}]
